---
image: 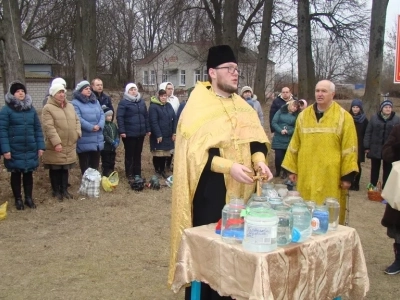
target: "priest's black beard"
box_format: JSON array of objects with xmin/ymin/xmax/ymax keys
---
[{"xmin": 216, "ymin": 81, "xmax": 237, "ymax": 94}]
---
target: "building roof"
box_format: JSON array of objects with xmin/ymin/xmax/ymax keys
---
[
  {"xmin": 137, "ymin": 42, "xmax": 275, "ymax": 65},
  {"xmin": 22, "ymin": 39, "xmax": 61, "ymax": 65}
]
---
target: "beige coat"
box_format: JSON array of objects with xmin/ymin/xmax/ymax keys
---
[{"xmin": 42, "ymin": 97, "xmax": 81, "ymax": 165}]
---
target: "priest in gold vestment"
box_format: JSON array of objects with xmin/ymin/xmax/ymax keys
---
[
  {"xmin": 282, "ymin": 80, "xmax": 358, "ymax": 225},
  {"xmin": 168, "ymin": 45, "xmax": 272, "ymax": 300}
]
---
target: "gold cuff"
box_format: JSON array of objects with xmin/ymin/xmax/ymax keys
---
[
  {"xmin": 211, "ymin": 156, "xmax": 234, "ymax": 174},
  {"xmin": 251, "ymin": 152, "xmax": 266, "ymax": 165}
]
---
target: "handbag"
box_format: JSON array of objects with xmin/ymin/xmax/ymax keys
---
[
  {"xmin": 101, "ymin": 171, "xmax": 119, "ymax": 192},
  {"xmin": 78, "ymin": 168, "xmax": 102, "ymax": 198},
  {"xmin": 381, "ymin": 161, "xmax": 400, "ymax": 210}
]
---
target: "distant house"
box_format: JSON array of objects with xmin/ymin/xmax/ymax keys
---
[
  {"xmin": 0, "ymin": 39, "xmax": 61, "ymax": 108},
  {"xmin": 135, "ymin": 42, "xmax": 275, "ymax": 100}
]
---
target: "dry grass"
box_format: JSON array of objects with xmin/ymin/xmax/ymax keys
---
[{"xmin": 0, "ymin": 95, "xmax": 400, "ymax": 299}]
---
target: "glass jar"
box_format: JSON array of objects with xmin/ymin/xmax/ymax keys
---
[
  {"xmin": 275, "ymin": 205, "xmax": 292, "ymax": 246},
  {"xmin": 305, "ymin": 200, "xmax": 316, "ymax": 214},
  {"xmin": 242, "ymin": 206, "xmax": 278, "ymax": 252},
  {"xmin": 247, "ymin": 196, "xmax": 271, "ymax": 210},
  {"xmin": 324, "ymin": 197, "xmax": 340, "ymax": 230},
  {"xmin": 268, "ymin": 197, "xmax": 283, "ymax": 210},
  {"xmin": 311, "ymin": 205, "xmax": 329, "ymax": 234},
  {"xmin": 221, "ymin": 198, "xmax": 246, "ymax": 244},
  {"xmin": 261, "ymin": 183, "xmax": 279, "ymax": 199},
  {"xmin": 291, "ymin": 202, "xmax": 312, "ymax": 243}
]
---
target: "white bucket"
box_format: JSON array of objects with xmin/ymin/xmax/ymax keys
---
[{"xmin": 242, "ymin": 214, "xmax": 278, "ymax": 253}]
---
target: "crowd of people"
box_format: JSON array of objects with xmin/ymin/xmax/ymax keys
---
[{"xmin": 1, "ymin": 44, "xmax": 399, "ymax": 298}]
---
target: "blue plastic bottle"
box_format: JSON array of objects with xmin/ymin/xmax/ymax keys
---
[{"xmin": 311, "ymin": 205, "xmax": 329, "ymax": 234}]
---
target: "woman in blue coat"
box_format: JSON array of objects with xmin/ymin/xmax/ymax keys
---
[
  {"xmin": 72, "ymin": 80, "xmax": 105, "ymax": 175},
  {"xmin": 149, "ymin": 89, "xmax": 177, "ymax": 179},
  {"xmin": 0, "ymin": 81, "xmax": 45, "ymax": 210},
  {"xmin": 271, "ymin": 100, "xmax": 300, "ymax": 179},
  {"xmin": 117, "ymin": 83, "xmax": 150, "ymax": 180}
]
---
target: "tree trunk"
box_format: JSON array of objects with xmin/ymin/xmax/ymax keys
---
[
  {"xmin": 297, "ymin": 0, "xmax": 315, "ymax": 100},
  {"xmin": 74, "ymin": 0, "xmax": 97, "ymax": 84},
  {"xmin": 253, "ymin": 0, "xmax": 274, "ymax": 104},
  {"xmin": 0, "ymin": 0, "xmax": 25, "ymax": 93},
  {"xmin": 363, "ymin": 0, "xmax": 389, "ymax": 116},
  {"xmin": 222, "ymin": 0, "xmax": 239, "ymax": 57}
]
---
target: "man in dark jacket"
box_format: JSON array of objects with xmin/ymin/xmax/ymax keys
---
[
  {"xmin": 91, "ymin": 78, "xmax": 114, "ymax": 115},
  {"xmin": 269, "ymin": 87, "xmax": 293, "ymax": 133}
]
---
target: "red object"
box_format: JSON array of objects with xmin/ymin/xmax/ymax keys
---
[
  {"xmin": 225, "ymin": 219, "xmax": 244, "ymax": 228},
  {"xmin": 215, "ymin": 219, "xmax": 222, "ymax": 231},
  {"xmin": 395, "ymin": 15, "xmax": 400, "ymax": 83}
]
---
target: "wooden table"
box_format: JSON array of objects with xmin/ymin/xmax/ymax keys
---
[{"xmin": 171, "ymin": 224, "xmax": 369, "ymax": 300}]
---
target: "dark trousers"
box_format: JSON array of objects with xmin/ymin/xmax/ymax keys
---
[
  {"xmin": 274, "ymin": 149, "xmax": 287, "ymax": 176},
  {"xmin": 153, "ymin": 156, "xmax": 167, "ymax": 173},
  {"xmin": 77, "ymin": 151, "xmax": 101, "ymax": 175},
  {"xmin": 101, "ymin": 150, "xmax": 116, "ymax": 177},
  {"xmin": 166, "ymin": 154, "xmax": 173, "ymax": 169},
  {"xmin": 370, "ymin": 158, "xmax": 392, "ymax": 188},
  {"xmin": 353, "ymin": 162, "xmax": 362, "ymax": 188},
  {"xmin": 11, "ymin": 171, "xmax": 33, "ymax": 199},
  {"xmin": 122, "ymin": 136, "xmax": 144, "ymax": 177}
]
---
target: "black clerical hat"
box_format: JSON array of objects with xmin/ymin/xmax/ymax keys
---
[{"xmin": 206, "ymin": 45, "xmax": 237, "ymax": 72}]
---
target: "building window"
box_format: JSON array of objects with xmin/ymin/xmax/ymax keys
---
[
  {"xmin": 150, "ymin": 70, "xmax": 156, "ymax": 85},
  {"xmin": 203, "ymin": 69, "xmax": 208, "ymax": 81},
  {"xmin": 143, "ymin": 70, "xmax": 149, "ymax": 85},
  {"xmin": 180, "ymin": 70, "xmax": 186, "ymax": 86},
  {"xmin": 162, "ymin": 70, "xmax": 169, "ymax": 82},
  {"xmin": 194, "ymin": 69, "xmax": 201, "ymax": 83}
]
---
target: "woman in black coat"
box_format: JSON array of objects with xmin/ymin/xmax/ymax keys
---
[
  {"xmin": 363, "ymin": 100, "xmax": 400, "ymax": 188},
  {"xmin": 348, "ymin": 99, "xmax": 368, "ymax": 190},
  {"xmin": 117, "ymin": 83, "xmax": 150, "ymax": 180},
  {"xmin": 381, "ymin": 124, "xmax": 400, "ymax": 275},
  {"xmin": 149, "ymin": 89, "xmax": 177, "ymax": 178}
]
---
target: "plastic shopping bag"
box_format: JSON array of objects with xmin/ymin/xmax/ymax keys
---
[
  {"xmin": 101, "ymin": 171, "xmax": 119, "ymax": 192},
  {"xmin": 0, "ymin": 201, "xmax": 8, "ymax": 220},
  {"xmin": 78, "ymin": 168, "xmax": 102, "ymax": 198}
]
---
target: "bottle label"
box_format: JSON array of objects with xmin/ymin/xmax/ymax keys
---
[
  {"xmin": 311, "ymin": 217, "xmax": 320, "ymax": 230},
  {"xmin": 245, "ymin": 223, "xmax": 275, "ymax": 244}
]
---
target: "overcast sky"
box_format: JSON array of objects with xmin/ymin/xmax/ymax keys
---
[{"xmin": 386, "ymin": 0, "xmax": 400, "ymax": 34}]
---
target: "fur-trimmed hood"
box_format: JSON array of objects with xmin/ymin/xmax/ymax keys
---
[
  {"xmin": 73, "ymin": 90, "xmax": 98, "ymax": 104},
  {"xmin": 5, "ymin": 92, "xmax": 33, "ymax": 111}
]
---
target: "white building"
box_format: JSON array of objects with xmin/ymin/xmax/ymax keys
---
[{"xmin": 135, "ymin": 42, "xmax": 275, "ymax": 99}]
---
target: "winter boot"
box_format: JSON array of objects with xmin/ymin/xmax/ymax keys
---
[
  {"xmin": 384, "ymin": 243, "xmax": 400, "ymax": 275},
  {"xmin": 11, "ymin": 174, "xmax": 24, "ymax": 210},
  {"xmin": 50, "ymin": 170, "xmax": 63, "ymax": 201},
  {"xmin": 23, "ymin": 184, "xmax": 36, "ymax": 209},
  {"xmin": 61, "ymin": 170, "xmax": 73, "ymax": 199}
]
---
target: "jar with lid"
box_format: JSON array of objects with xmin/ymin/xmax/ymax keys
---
[
  {"xmin": 221, "ymin": 198, "xmax": 246, "ymax": 244},
  {"xmin": 311, "ymin": 205, "xmax": 329, "ymax": 234},
  {"xmin": 242, "ymin": 206, "xmax": 278, "ymax": 252},
  {"xmin": 275, "ymin": 205, "xmax": 292, "ymax": 246},
  {"xmin": 291, "ymin": 202, "xmax": 312, "ymax": 243}
]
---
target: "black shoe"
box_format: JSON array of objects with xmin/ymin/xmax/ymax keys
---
[
  {"xmin": 15, "ymin": 198, "xmax": 24, "ymax": 210},
  {"xmin": 24, "ymin": 197, "xmax": 36, "ymax": 209},
  {"xmin": 385, "ymin": 261, "xmax": 400, "ymax": 275},
  {"xmin": 52, "ymin": 190, "xmax": 63, "ymax": 202},
  {"xmin": 274, "ymin": 173, "xmax": 280, "ymax": 177},
  {"xmin": 62, "ymin": 190, "xmax": 73, "ymax": 200},
  {"xmin": 160, "ymin": 171, "xmax": 168, "ymax": 179}
]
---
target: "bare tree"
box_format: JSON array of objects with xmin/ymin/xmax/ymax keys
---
[
  {"xmin": 74, "ymin": 0, "xmax": 96, "ymax": 83},
  {"xmin": 253, "ymin": 0, "xmax": 274, "ymax": 102},
  {"xmin": 363, "ymin": 0, "xmax": 389, "ymax": 116},
  {"xmin": 0, "ymin": 0, "xmax": 25, "ymax": 92}
]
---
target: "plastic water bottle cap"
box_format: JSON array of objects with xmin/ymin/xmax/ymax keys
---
[{"xmin": 292, "ymin": 227, "xmax": 301, "ymax": 242}]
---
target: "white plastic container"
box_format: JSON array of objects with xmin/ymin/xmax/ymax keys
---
[{"xmin": 242, "ymin": 207, "xmax": 278, "ymax": 253}]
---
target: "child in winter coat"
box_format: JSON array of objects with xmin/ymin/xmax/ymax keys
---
[
  {"xmin": 0, "ymin": 81, "xmax": 45, "ymax": 210},
  {"xmin": 101, "ymin": 109, "xmax": 119, "ymax": 176}
]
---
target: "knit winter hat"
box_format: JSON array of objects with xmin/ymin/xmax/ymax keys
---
[
  {"xmin": 125, "ymin": 83, "xmax": 138, "ymax": 93},
  {"xmin": 299, "ymin": 99, "xmax": 308, "ymax": 108},
  {"xmin": 240, "ymin": 86, "xmax": 253, "ymax": 96},
  {"xmin": 380, "ymin": 100, "xmax": 393, "ymax": 111},
  {"xmin": 49, "ymin": 83, "xmax": 66, "ymax": 97},
  {"xmin": 104, "ymin": 109, "xmax": 113, "ymax": 117},
  {"xmin": 51, "ymin": 77, "xmax": 67, "ymax": 88},
  {"xmin": 350, "ymin": 99, "xmax": 363, "ymax": 109},
  {"xmin": 10, "ymin": 81, "xmax": 27, "ymax": 95},
  {"xmin": 75, "ymin": 80, "xmax": 90, "ymax": 92},
  {"xmin": 206, "ymin": 45, "xmax": 237, "ymax": 72}
]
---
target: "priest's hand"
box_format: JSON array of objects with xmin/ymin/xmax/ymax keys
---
[
  {"xmin": 254, "ymin": 161, "xmax": 273, "ymax": 181},
  {"xmin": 289, "ymin": 173, "xmax": 297, "ymax": 182},
  {"xmin": 340, "ymin": 181, "xmax": 351, "ymax": 190},
  {"xmin": 230, "ymin": 163, "xmax": 254, "ymax": 184}
]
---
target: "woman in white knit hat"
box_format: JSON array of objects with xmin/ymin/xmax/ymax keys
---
[
  {"xmin": 116, "ymin": 83, "xmax": 150, "ymax": 180},
  {"xmin": 42, "ymin": 83, "xmax": 81, "ymax": 201}
]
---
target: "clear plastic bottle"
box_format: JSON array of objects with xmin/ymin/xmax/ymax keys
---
[
  {"xmin": 275, "ymin": 205, "xmax": 292, "ymax": 246},
  {"xmin": 311, "ymin": 205, "xmax": 329, "ymax": 235},
  {"xmin": 291, "ymin": 202, "xmax": 312, "ymax": 243},
  {"xmin": 221, "ymin": 198, "xmax": 246, "ymax": 244}
]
